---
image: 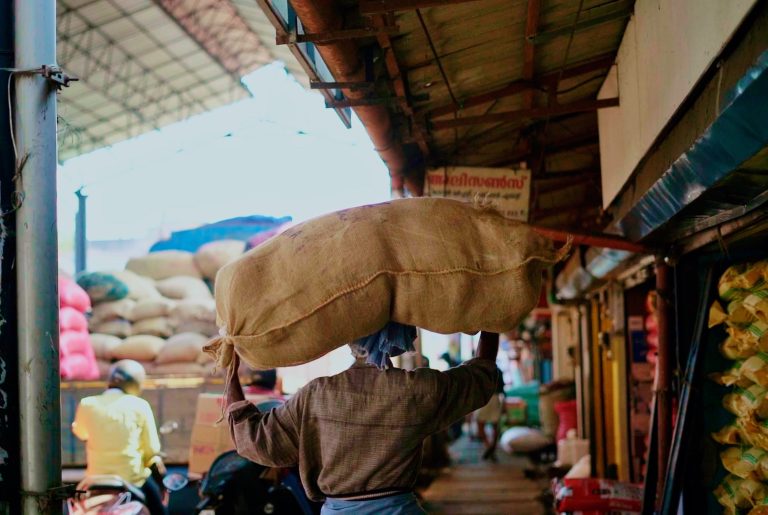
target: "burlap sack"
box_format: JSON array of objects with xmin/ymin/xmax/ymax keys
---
[
  {"xmin": 156, "ymin": 332, "xmax": 209, "ymax": 364},
  {"xmin": 194, "ymin": 240, "xmax": 246, "ymax": 280},
  {"xmin": 91, "ymin": 299, "xmax": 136, "ymax": 325},
  {"xmin": 176, "ymin": 320, "xmax": 219, "ymax": 337},
  {"xmin": 90, "ymin": 319, "xmax": 132, "ymax": 339},
  {"xmin": 111, "ymin": 335, "xmax": 165, "ymax": 361},
  {"xmin": 207, "ymin": 198, "xmax": 565, "ymax": 369},
  {"xmin": 89, "ymin": 333, "xmax": 123, "ymax": 360},
  {"xmin": 156, "ymin": 276, "xmax": 212, "ymax": 300},
  {"xmin": 111, "ymin": 270, "xmax": 162, "ymax": 301},
  {"xmin": 129, "ymin": 298, "xmax": 176, "ymax": 321},
  {"xmin": 151, "ymin": 362, "xmax": 205, "ymax": 376},
  {"xmin": 170, "ymin": 299, "xmax": 217, "ymax": 324},
  {"xmin": 126, "ymin": 251, "xmax": 202, "ymax": 280},
  {"xmin": 132, "ymin": 317, "xmax": 174, "ymax": 338}
]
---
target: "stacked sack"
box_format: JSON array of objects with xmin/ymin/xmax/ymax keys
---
[
  {"xmin": 59, "ymin": 275, "xmax": 99, "ymax": 380},
  {"xmin": 78, "ymin": 243, "xmax": 245, "ymax": 377},
  {"xmin": 708, "ymin": 260, "xmax": 768, "ymax": 514}
]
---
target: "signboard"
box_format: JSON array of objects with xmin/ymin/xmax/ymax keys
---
[{"xmin": 424, "ymin": 166, "xmax": 532, "ymax": 221}]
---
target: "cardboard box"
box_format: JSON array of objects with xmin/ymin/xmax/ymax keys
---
[
  {"xmin": 194, "ymin": 393, "xmax": 276, "ymax": 426},
  {"xmin": 188, "ymin": 423, "xmax": 235, "ymax": 474},
  {"xmin": 188, "ymin": 393, "xmax": 279, "ymax": 473}
]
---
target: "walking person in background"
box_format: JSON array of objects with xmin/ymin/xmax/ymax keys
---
[{"xmin": 475, "ymin": 365, "xmax": 506, "ymax": 462}]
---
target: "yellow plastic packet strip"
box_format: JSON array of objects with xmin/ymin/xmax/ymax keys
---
[
  {"xmin": 743, "ymin": 353, "xmax": 768, "ymax": 388},
  {"xmin": 745, "ymin": 291, "xmax": 768, "ymax": 325},
  {"xmin": 711, "ymin": 301, "xmax": 729, "ymax": 328},
  {"xmin": 722, "ymin": 335, "xmax": 759, "ymax": 360}
]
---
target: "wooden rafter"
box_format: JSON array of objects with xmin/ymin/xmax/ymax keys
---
[
  {"xmin": 360, "ymin": 0, "xmax": 482, "ymax": 15},
  {"xmin": 430, "ymin": 98, "xmax": 618, "ymax": 130},
  {"xmin": 372, "ymin": 14, "xmax": 431, "ymax": 156},
  {"xmin": 425, "ymin": 53, "xmax": 615, "ymax": 118}
]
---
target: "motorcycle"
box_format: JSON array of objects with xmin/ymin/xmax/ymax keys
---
[
  {"xmin": 67, "ymin": 471, "xmax": 189, "ymax": 515},
  {"xmin": 195, "ymin": 400, "xmax": 321, "ymax": 515}
]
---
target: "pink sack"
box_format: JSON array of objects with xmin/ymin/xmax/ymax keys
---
[
  {"xmin": 60, "ymin": 330, "xmax": 94, "ymax": 357},
  {"xmin": 60, "ymin": 307, "xmax": 89, "ymax": 333},
  {"xmin": 59, "ymin": 275, "xmax": 91, "ymax": 313},
  {"xmin": 60, "ymin": 353, "xmax": 99, "ymax": 381}
]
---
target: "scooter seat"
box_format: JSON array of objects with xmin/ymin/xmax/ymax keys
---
[{"xmin": 79, "ymin": 475, "xmax": 146, "ymax": 504}]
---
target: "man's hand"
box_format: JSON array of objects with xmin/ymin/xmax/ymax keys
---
[
  {"xmin": 226, "ymin": 352, "xmax": 246, "ymax": 406},
  {"xmin": 476, "ymin": 332, "xmax": 499, "ymax": 361}
]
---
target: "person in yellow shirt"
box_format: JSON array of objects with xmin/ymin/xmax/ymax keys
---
[{"xmin": 73, "ymin": 359, "xmax": 167, "ymax": 515}]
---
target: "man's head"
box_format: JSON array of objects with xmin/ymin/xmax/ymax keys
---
[
  {"xmin": 348, "ymin": 342, "xmax": 369, "ymax": 364},
  {"xmin": 107, "ymin": 360, "xmax": 147, "ymax": 396}
]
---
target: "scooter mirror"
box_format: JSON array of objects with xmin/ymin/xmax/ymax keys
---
[
  {"xmin": 163, "ymin": 472, "xmax": 189, "ymax": 492},
  {"xmin": 159, "ymin": 421, "xmax": 179, "ymax": 435}
]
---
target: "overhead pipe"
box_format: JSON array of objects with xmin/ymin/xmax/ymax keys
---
[
  {"xmin": 14, "ymin": 0, "xmax": 63, "ymax": 512},
  {"xmin": 289, "ymin": 0, "xmax": 409, "ymax": 193}
]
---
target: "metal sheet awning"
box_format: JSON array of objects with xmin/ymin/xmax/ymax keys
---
[{"xmin": 56, "ymin": 0, "xmax": 309, "ymax": 161}]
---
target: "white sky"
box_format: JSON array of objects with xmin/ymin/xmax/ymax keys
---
[{"xmin": 57, "ymin": 63, "xmax": 391, "ymax": 244}]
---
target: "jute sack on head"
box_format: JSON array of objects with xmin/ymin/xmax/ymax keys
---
[
  {"xmin": 126, "ymin": 251, "xmax": 202, "ymax": 280},
  {"xmin": 206, "ymin": 198, "xmax": 566, "ymax": 369}
]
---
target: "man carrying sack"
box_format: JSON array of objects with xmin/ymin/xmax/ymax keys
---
[{"xmin": 224, "ymin": 324, "xmax": 501, "ymax": 514}]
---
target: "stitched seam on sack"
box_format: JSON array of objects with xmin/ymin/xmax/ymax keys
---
[{"xmin": 228, "ymin": 253, "xmax": 557, "ymax": 342}]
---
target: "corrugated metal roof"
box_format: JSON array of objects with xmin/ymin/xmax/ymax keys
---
[
  {"xmin": 254, "ymin": 0, "xmax": 631, "ymax": 232},
  {"xmin": 57, "ymin": 0, "xmax": 309, "ymax": 160}
]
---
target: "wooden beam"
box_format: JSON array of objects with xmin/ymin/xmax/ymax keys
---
[
  {"xmin": 535, "ymin": 174, "xmax": 599, "ymax": 194},
  {"xmin": 310, "ymin": 81, "xmax": 374, "ymax": 90},
  {"xmin": 359, "ymin": 0, "xmax": 481, "ymax": 15},
  {"xmin": 325, "ymin": 98, "xmax": 392, "ymax": 108},
  {"xmin": 276, "ymin": 26, "xmax": 399, "ymax": 44},
  {"xmin": 426, "ymin": 53, "xmax": 615, "ymax": 118},
  {"xmin": 371, "ymin": 13, "xmax": 431, "ymax": 155},
  {"xmin": 522, "ymin": 0, "xmax": 540, "ymax": 108},
  {"xmin": 430, "ymin": 98, "xmax": 619, "ymax": 130},
  {"xmin": 534, "ymin": 167, "xmax": 599, "ymax": 180},
  {"xmin": 530, "ymin": 0, "xmax": 634, "ymax": 46}
]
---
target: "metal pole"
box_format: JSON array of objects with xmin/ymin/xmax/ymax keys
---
[
  {"xmin": 75, "ymin": 188, "xmax": 87, "ymax": 274},
  {"xmin": 14, "ymin": 0, "xmax": 62, "ymax": 513},
  {"xmin": 0, "ymin": 0, "xmax": 21, "ymax": 512},
  {"xmin": 654, "ymin": 258, "xmax": 672, "ymax": 512}
]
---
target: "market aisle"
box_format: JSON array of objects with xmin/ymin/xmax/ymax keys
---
[{"xmin": 420, "ymin": 435, "xmax": 551, "ymax": 514}]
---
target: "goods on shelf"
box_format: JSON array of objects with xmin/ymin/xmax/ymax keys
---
[{"xmin": 709, "ymin": 260, "xmax": 768, "ymax": 513}]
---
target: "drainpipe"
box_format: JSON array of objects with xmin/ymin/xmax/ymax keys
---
[
  {"xmin": 289, "ymin": 0, "xmax": 408, "ymax": 193},
  {"xmin": 14, "ymin": 0, "xmax": 62, "ymax": 513},
  {"xmin": 654, "ymin": 258, "xmax": 672, "ymax": 511}
]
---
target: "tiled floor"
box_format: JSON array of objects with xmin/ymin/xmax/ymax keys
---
[{"xmin": 420, "ymin": 436, "xmax": 552, "ymax": 515}]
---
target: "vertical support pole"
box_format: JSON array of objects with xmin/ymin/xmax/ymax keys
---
[
  {"xmin": 14, "ymin": 0, "xmax": 62, "ymax": 513},
  {"xmin": 654, "ymin": 258, "xmax": 672, "ymax": 512},
  {"xmin": 0, "ymin": 0, "xmax": 21, "ymax": 512},
  {"xmin": 75, "ymin": 188, "xmax": 87, "ymax": 274}
]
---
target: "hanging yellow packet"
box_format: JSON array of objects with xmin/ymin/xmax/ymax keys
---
[
  {"xmin": 750, "ymin": 501, "xmax": 768, "ymax": 515},
  {"xmin": 714, "ymin": 421, "xmax": 749, "ymax": 446},
  {"xmin": 710, "ymin": 301, "xmax": 729, "ymax": 328},
  {"xmin": 727, "ymin": 323, "xmax": 768, "ymax": 353},
  {"xmin": 744, "ymin": 291, "xmax": 768, "ymax": 325},
  {"xmin": 715, "ymin": 474, "xmax": 768, "ymax": 511},
  {"xmin": 711, "ymin": 360, "xmax": 752, "ymax": 388},
  {"xmin": 722, "ymin": 335, "xmax": 759, "ymax": 360},
  {"xmin": 742, "ymin": 353, "xmax": 768, "ymax": 388},
  {"xmin": 739, "ymin": 416, "xmax": 768, "ymax": 451},
  {"xmin": 721, "ymin": 265, "xmax": 750, "ymax": 301},
  {"xmin": 724, "ymin": 384, "xmax": 768, "ymax": 418},
  {"xmin": 721, "ymin": 446, "xmax": 768, "ymax": 479},
  {"xmin": 729, "ymin": 299, "xmax": 759, "ymax": 327}
]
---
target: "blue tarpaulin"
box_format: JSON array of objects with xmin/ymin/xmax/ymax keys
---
[{"xmin": 150, "ymin": 215, "xmax": 291, "ymax": 253}]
